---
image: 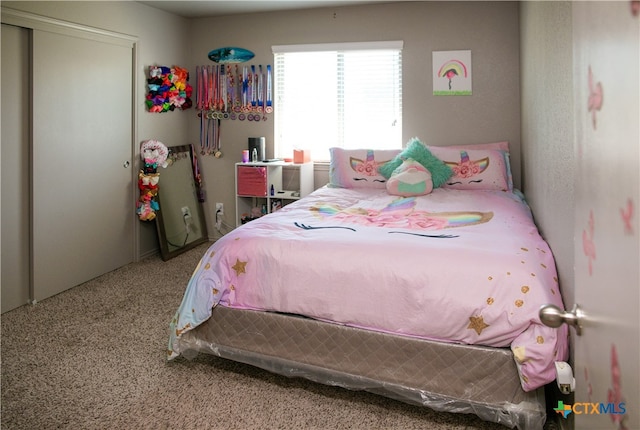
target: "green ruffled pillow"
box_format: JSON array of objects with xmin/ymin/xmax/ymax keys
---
[{"xmin": 379, "ymin": 138, "xmax": 453, "ymax": 188}]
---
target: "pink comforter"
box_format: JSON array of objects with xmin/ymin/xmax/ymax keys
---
[{"xmin": 169, "ymin": 186, "xmax": 568, "ymax": 391}]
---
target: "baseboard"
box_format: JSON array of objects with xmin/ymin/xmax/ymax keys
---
[{"xmin": 139, "ymin": 248, "xmax": 159, "ymax": 260}]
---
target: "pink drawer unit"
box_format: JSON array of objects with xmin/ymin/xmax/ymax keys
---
[{"xmin": 237, "ymin": 166, "xmax": 267, "ymax": 196}]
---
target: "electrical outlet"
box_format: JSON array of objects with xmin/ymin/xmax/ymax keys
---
[
  {"xmin": 181, "ymin": 206, "xmax": 191, "ymax": 218},
  {"xmin": 216, "ymin": 202, "xmax": 224, "ymax": 215}
]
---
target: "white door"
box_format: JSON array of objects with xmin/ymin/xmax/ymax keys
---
[
  {"xmin": 31, "ymin": 28, "xmax": 135, "ymax": 301},
  {"xmin": 571, "ymin": 2, "xmax": 639, "ymax": 429}
]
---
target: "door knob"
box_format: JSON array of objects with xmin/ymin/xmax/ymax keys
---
[{"xmin": 539, "ymin": 303, "xmax": 585, "ymax": 335}]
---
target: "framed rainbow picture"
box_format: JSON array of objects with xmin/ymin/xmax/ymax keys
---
[{"xmin": 433, "ymin": 50, "xmax": 472, "ymax": 96}]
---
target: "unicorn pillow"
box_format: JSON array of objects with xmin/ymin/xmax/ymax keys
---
[
  {"xmin": 329, "ymin": 148, "xmax": 400, "ymax": 189},
  {"xmin": 386, "ymin": 158, "xmax": 433, "ymax": 196},
  {"xmin": 428, "ymin": 141, "xmax": 513, "ymax": 190},
  {"xmin": 429, "ymin": 147, "xmax": 510, "ymax": 191}
]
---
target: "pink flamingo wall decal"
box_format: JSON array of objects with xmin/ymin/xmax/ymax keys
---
[
  {"xmin": 607, "ymin": 345, "xmax": 629, "ymax": 429},
  {"xmin": 588, "ymin": 66, "xmax": 603, "ymax": 130},
  {"xmin": 621, "ymin": 199, "xmax": 634, "ymax": 235}
]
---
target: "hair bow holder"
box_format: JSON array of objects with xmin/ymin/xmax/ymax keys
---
[{"xmin": 137, "ymin": 140, "xmax": 168, "ymax": 221}]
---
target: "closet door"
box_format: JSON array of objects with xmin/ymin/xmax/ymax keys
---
[
  {"xmin": 1, "ymin": 23, "xmax": 30, "ymax": 312},
  {"xmin": 32, "ymin": 29, "xmax": 134, "ymax": 301}
]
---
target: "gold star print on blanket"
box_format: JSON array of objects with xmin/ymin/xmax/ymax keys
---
[
  {"xmin": 232, "ymin": 258, "xmax": 247, "ymax": 276},
  {"xmin": 467, "ymin": 315, "xmax": 490, "ymax": 335}
]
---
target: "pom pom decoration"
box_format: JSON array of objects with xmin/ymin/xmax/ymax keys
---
[
  {"xmin": 141, "ymin": 139, "xmax": 169, "ymax": 171},
  {"xmin": 146, "ymin": 65, "xmax": 193, "ymax": 112}
]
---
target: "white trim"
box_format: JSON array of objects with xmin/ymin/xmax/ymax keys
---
[
  {"xmin": 1, "ymin": 7, "xmax": 137, "ymax": 46},
  {"xmin": 130, "ymin": 42, "xmax": 140, "ymax": 262},
  {"xmin": 272, "ymin": 40, "xmax": 403, "ymax": 53}
]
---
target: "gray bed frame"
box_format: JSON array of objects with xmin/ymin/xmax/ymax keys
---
[{"xmin": 176, "ymin": 305, "xmax": 547, "ymax": 429}]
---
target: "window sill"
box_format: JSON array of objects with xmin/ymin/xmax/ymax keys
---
[{"xmin": 313, "ymin": 161, "xmax": 330, "ymax": 172}]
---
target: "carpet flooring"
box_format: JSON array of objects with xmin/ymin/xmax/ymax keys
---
[{"xmin": 2, "ymin": 242, "xmax": 515, "ymax": 429}]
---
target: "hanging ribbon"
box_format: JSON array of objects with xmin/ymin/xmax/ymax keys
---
[{"xmin": 194, "ymin": 62, "xmax": 275, "ymax": 155}]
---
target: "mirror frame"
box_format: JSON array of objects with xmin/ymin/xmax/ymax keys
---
[{"xmin": 155, "ymin": 144, "xmax": 208, "ymax": 261}]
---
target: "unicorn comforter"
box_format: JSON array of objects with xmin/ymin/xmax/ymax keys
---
[{"xmin": 168, "ymin": 186, "xmax": 568, "ymax": 391}]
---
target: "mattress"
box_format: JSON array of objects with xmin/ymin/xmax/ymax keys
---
[
  {"xmin": 177, "ymin": 305, "xmax": 546, "ymax": 430},
  {"xmin": 169, "ymin": 186, "xmax": 568, "ymax": 392}
]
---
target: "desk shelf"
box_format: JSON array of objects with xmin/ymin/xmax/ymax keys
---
[{"xmin": 235, "ymin": 162, "xmax": 313, "ymax": 226}]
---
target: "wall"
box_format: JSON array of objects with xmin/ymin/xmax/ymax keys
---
[
  {"xmin": 519, "ymin": 2, "xmax": 575, "ymax": 314},
  {"xmin": 185, "ymin": 1, "xmax": 521, "ymax": 235},
  {"xmin": 1, "ymin": 1, "xmax": 521, "ymax": 255},
  {"xmin": 1, "ymin": 1, "xmax": 192, "ymax": 258}
]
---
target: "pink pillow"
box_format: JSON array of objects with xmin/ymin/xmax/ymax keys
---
[
  {"xmin": 429, "ymin": 147, "xmax": 510, "ymax": 191},
  {"xmin": 329, "ymin": 148, "xmax": 401, "ymax": 189},
  {"xmin": 429, "ymin": 141, "xmax": 513, "ymax": 190}
]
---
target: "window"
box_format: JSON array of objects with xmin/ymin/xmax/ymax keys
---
[{"xmin": 272, "ymin": 41, "xmax": 403, "ymax": 162}]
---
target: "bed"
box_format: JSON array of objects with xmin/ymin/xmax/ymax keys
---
[{"xmin": 167, "ymin": 142, "xmax": 569, "ymax": 430}]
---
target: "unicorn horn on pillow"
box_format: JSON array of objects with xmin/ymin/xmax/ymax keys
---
[
  {"xmin": 349, "ymin": 150, "xmax": 390, "ymax": 178},
  {"xmin": 444, "ymin": 150, "xmax": 489, "ymax": 181}
]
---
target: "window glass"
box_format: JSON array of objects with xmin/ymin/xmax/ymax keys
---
[{"xmin": 273, "ymin": 42, "xmax": 402, "ymax": 161}]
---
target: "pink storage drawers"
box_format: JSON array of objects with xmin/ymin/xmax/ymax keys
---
[{"xmin": 237, "ymin": 166, "xmax": 267, "ymax": 196}]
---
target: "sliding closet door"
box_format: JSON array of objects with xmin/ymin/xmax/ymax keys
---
[
  {"xmin": 1, "ymin": 23, "xmax": 30, "ymax": 312},
  {"xmin": 32, "ymin": 29, "xmax": 134, "ymax": 301}
]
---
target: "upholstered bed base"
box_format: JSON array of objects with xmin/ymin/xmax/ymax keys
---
[{"xmin": 176, "ymin": 306, "xmax": 546, "ymax": 429}]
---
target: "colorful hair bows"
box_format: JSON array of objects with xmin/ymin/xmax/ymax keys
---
[{"xmin": 146, "ymin": 65, "xmax": 193, "ymax": 113}]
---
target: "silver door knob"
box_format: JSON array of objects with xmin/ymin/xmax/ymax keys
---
[{"xmin": 539, "ymin": 303, "xmax": 585, "ymax": 336}]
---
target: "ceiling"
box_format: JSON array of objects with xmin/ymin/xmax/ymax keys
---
[{"xmin": 137, "ymin": 0, "xmax": 393, "ymax": 18}]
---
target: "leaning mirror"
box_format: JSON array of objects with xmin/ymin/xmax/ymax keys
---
[{"xmin": 155, "ymin": 144, "xmax": 208, "ymax": 261}]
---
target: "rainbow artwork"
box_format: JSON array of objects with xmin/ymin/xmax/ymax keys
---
[{"xmin": 432, "ymin": 50, "xmax": 472, "ymax": 95}]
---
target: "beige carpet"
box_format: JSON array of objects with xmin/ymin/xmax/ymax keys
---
[{"xmin": 2, "ymin": 242, "xmax": 511, "ymax": 429}]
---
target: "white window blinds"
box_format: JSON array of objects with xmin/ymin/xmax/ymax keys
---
[{"xmin": 272, "ymin": 41, "xmax": 403, "ymax": 161}]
